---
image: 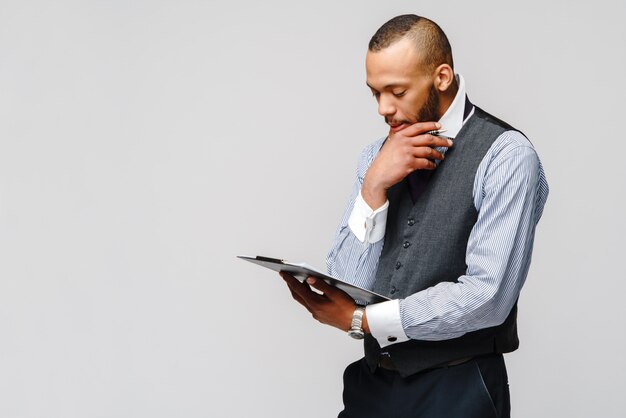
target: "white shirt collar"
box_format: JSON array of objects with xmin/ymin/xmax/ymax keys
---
[{"xmin": 437, "ymin": 74, "xmax": 470, "ymax": 139}]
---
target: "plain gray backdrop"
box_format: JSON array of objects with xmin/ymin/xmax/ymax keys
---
[{"xmin": 1, "ymin": 0, "xmax": 625, "ymax": 417}]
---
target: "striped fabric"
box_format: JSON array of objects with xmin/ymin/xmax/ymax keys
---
[{"xmin": 326, "ymin": 129, "xmax": 549, "ymax": 341}]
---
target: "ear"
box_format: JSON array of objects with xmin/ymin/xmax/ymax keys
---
[{"xmin": 433, "ymin": 64, "xmax": 455, "ymax": 92}]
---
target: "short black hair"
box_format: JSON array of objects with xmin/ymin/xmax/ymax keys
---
[{"xmin": 368, "ymin": 14, "xmax": 454, "ymax": 72}]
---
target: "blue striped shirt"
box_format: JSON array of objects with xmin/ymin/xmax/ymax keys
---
[{"xmin": 326, "ymin": 100, "xmax": 549, "ymax": 343}]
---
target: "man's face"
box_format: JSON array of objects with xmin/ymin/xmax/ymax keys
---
[{"xmin": 366, "ymin": 37, "xmax": 439, "ymax": 133}]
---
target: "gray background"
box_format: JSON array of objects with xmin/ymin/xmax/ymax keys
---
[{"xmin": 1, "ymin": 0, "xmax": 625, "ymax": 417}]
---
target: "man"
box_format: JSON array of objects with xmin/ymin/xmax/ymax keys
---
[{"xmin": 281, "ymin": 14, "xmax": 548, "ymax": 418}]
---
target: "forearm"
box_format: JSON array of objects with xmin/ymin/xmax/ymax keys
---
[
  {"xmin": 361, "ymin": 173, "xmax": 388, "ymax": 210},
  {"xmin": 327, "ymin": 140, "xmax": 387, "ymax": 288},
  {"xmin": 327, "ymin": 229, "xmax": 383, "ymax": 289}
]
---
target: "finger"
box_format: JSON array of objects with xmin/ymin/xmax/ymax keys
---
[
  {"xmin": 281, "ymin": 272, "xmax": 321, "ymax": 305},
  {"xmin": 281, "ymin": 273, "xmax": 314, "ymax": 310},
  {"xmin": 411, "ymin": 159, "xmax": 437, "ymax": 171},
  {"xmin": 399, "ymin": 121, "xmax": 441, "ymax": 137},
  {"xmin": 412, "ymin": 146, "xmax": 445, "ymax": 161},
  {"xmin": 280, "ymin": 272, "xmax": 308, "ymax": 294},
  {"xmin": 307, "ymin": 279, "xmax": 353, "ymax": 305},
  {"xmin": 410, "ymin": 134, "xmax": 453, "ymax": 149},
  {"xmin": 287, "ymin": 286, "xmax": 311, "ymax": 311},
  {"xmin": 280, "ymin": 271, "xmax": 299, "ymax": 284},
  {"xmin": 305, "ymin": 276, "xmax": 339, "ymax": 297}
]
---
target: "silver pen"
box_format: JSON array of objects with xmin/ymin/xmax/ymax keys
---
[{"xmin": 426, "ymin": 129, "xmax": 454, "ymax": 141}]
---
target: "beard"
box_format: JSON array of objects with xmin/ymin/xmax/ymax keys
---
[
  {"xmin": 415, "ymin": 83, "xmax": 440, "ymax": 123},
  {"xmin": 385, "ymin": 83, "xmax": 441, "ymax": 127}
]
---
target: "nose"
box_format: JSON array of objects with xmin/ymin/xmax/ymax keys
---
[{"xmin": 377, "ymin": 95, "xmax": 395, "ymax": 118}]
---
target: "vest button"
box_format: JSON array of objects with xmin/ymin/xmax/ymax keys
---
[
  {"xmin": 387, "ymin": 336, "xmax": 397, "ymax": 342},
  {"xmin": 407, "ymin": 218, "xmax": 415, "ymax": 226},
  {"xmin": 395, "ymin": 261, "xmax": 402, "ymax": 270},
  {"xmin": 390, "ymin": 286, "xmax": 397, "ymax": 294},
  {"xmin": 402, "ymin": 241, "xmax": 411, "ymax": 249}
]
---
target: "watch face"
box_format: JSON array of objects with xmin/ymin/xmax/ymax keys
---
[{"xmin": 348, "ymin": 329, "xmax": 365, "ymax": 340}]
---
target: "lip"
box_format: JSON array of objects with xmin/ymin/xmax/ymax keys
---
[{"xmin": 389, "ymin": 123, "xmax": 408, "ymax": 133}]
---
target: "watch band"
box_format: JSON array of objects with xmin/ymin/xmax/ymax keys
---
[{"xmin": 348, "ymin": 305, "xmax": 365, "ymax": 340}]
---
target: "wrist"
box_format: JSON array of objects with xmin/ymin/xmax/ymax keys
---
[{"xmin": 361, "ymin": 178, "xmax": 387, "ymax": 210}]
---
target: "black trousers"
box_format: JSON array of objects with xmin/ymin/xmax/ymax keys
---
[{"xmin": 338, "ymin": 354, "xmax": 510, "ymax": 418}]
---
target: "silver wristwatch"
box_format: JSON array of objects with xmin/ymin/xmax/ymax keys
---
[{"xmin": 347, "ymin": 305, "xmax": 365, "ymax": 340}]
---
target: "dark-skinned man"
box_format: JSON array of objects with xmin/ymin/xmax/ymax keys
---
[{"xmin": 282, "ymin": 14, "xmax": 548, "ymax": 418}]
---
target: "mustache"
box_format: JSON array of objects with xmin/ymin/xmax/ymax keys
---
[{"xmin": 385, "ymin": 117, "xmax": 413, "ymax": 125}]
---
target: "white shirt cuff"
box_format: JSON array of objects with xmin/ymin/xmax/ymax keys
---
[
  {"xmin": 365, "ymin": 300, "xmax": 410, "ymax": 348},
  {"xmin": 347, "ymin": 191, "xmax": 389, "ymax": 244}
]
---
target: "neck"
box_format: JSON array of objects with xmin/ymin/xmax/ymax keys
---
[{"xmin": 437, "ymin": 78, "xmax": 459, "ymax": 119}]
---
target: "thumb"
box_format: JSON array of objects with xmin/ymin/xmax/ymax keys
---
[{"xmin": 305, "ymin": 276, "xmax": 337, "ymax": 296}]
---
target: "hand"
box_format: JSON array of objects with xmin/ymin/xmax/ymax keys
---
[
  {"xmin": 362, "ymin": 121, "xmax": 453, "ymax": 209},
  {"xmin": 280, "ymin": 272, "xmax": 365, "ymax": 332}
]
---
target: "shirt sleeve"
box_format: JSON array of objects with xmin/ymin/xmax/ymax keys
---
[
  {"xmin": 348, "ymin": 191, "xmax": 389, "ymax": 244},
  {"xmin": 366, "ymin": 300, "xmax": 410, "ymax": 348},
  {"xmin": 326, "ymin": 138, "xmax": 386, "ymax": 292},
  {"xmin": 387, "ymin": 131, "xmax": 549, "ymax": 341}
]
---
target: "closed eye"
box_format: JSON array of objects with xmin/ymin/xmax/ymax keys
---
[{"xmin": 393, "ymin": 91, "xmax": 406, "ymax": 97}]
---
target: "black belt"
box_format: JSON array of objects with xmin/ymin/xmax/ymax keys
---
[{"xmin": 378, "ymin": 353, "xmax": 473, "ymax": 371}]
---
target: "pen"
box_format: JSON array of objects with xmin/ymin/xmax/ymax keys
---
[{"xmin": 427, "ymin": 129, "xmax": 454, "ymax": 141}]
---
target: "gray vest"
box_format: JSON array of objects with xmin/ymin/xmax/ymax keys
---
[{"xmin": 364, "ymin": 107, "xmax": 521, "ymax": 377}]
